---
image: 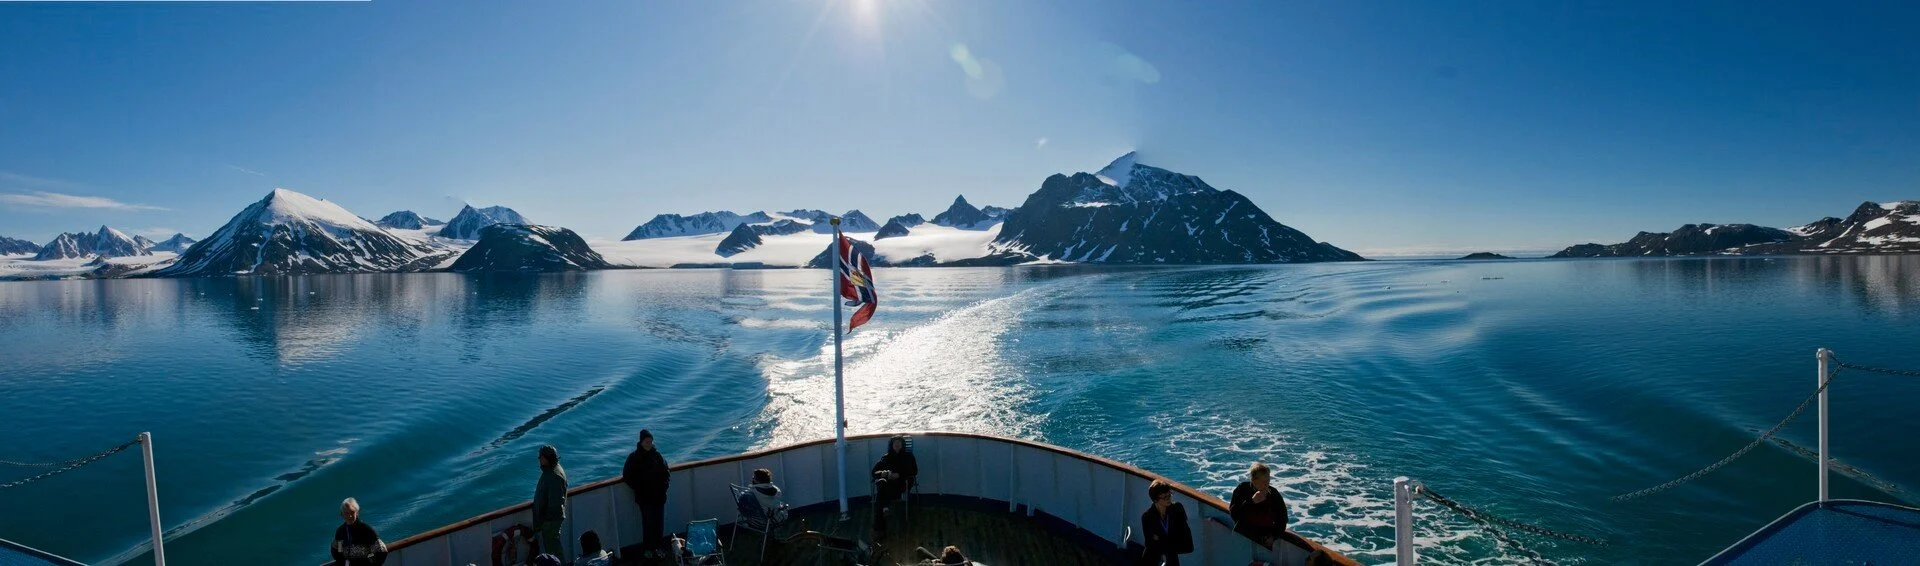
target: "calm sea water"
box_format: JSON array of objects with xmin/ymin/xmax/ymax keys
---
[{"xmin": 3, "ymin": 257, "xmax": 1918, "ymax": 565}]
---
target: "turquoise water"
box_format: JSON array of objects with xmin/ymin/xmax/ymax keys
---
[{"xmin": 2, "ymin": 257, "xmax": 1918, "ymax": 565}]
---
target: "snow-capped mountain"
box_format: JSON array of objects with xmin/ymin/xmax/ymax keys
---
[
  {"xmin": 623, "ymin": 210, "xmax": 774, "ymax": 240},
  {"xmin": 987, "ymin": 153, "xmax": 1363, "ymax": 264},
  {"xmin": 931, "ymin": 196, "xmax": 1006, "ymax": 229},
  {"xmin": 151, "ymin": 233, "xmax": 198, "ymax": 254},
  {"xmin": 0, "ymin": 235, "xmax": 41, "ymax": 255},
  {"xmin": 32, "ymin": 226, "xmax": 153, "ymax": 260},
  {"xmin": 440, "ymin": 205, "xmax": 531, "ymax": 240},
  {"xmin": 449, "ymin": 224, "xmax": 611, "ymax": 272},
  {"xmin": 156, "ymin": 188, "xmax": 449, "ymax": 276},
  {"xmin": 1549, "ymin": 201, "xmax": 1920, "ymax": 257},
  {"xmin": 716, "ymin": 219, "xmax": 812, "ymax": 257},
  {"xmin": 375, "ymin": 210, "xmax": 443, "ymax": 230},
  {"xmin": 773, "ymin": 209, "xmax": 880, "ymax": 233}
]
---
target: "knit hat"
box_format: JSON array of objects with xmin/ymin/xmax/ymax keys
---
[
  {"xmin": 539, "ymin": 444, "xmax": 559, "ymax": 463},
  {"xmin": 640, "ymin": 429, "xmax": 653, "ymax": 442}
]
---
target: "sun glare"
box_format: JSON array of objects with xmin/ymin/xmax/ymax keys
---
[{"xmin": 851, "ymin": 0, "xmax": 880, "ymax": 28}]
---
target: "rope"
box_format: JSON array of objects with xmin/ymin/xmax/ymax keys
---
[
  {"xmin": 1411, "ymin": 485, "xmax": 1559, "ymax": 566},
  {"xmin": 0, "ymin": 437, "xmax": 140, "ymax": 490},
  {"xmin": 1833, "ymin": 356, "xmax": 1920, "ymax": 378},
  {"xmin": 1416, "ymin": 484, "xmax": 1610, "ymax": 547},
  {"xmin": 1612, "ymin": 366, "xmax": 1839, "ymax": 502}
]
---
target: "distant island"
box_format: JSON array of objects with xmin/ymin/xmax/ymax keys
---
[
  {"xmin": 1549, "ymin": 201, "xmax": 1920, "ymax": 258},
  {"xmin": 1457, "ymin": 252, "xmax": 1515, "ymax": 260}
]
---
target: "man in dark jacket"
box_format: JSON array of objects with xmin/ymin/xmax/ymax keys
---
[
  {"xmin": 622, "ymin": 429, "xmax": 670, "ymax": 556},
  {"xmin": 1228, "ymin": 462, "xmax": 1288, "ymax": 549},
  {"xmin": 330, "ymin": 497, "xmax": 388, "ymax": 566},
  {"xmin": 533, "ymin": 445, "xmax": 569, "ymax": 557},
  {"xmin": 870, "ymin": 435, "xmax": 918, "ymax": 532},
  {"xmin": 1140, "ymin": 480, "xmax": 1193, "ymax": 565}
]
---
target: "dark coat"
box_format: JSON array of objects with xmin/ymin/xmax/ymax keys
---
[
  {"xmin": 1141, "ymin": 501, "xmax": 1194, "ymax": 557},
  {"xmin": 330, "ymin": 521, "xmax": 389, "ymax": 566},
  {"xmin": 871, "ymin": 449, "xmax": 919, "ymax": 481},
  {"xmin": 533, "ymin": 463, "xmax": 569, "ymax": 524},
  {"xmin": 1228, "ymin": 481, "xmax": 1288, "ymax": 545},
  {"xmin": 623, "ymin": 445, "xmax": 671, "ymax": 505}
]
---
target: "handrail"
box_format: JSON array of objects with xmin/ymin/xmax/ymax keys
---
[{"xmin": 382, "ymin": 430, "xmax": 1357, "ymax": 564}]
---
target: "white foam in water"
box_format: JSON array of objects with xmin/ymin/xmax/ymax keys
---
[{"xmin": 1139, "ymin": 407, "xmax": 1570, "ymax": 565}]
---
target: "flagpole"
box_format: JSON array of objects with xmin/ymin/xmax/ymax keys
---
[{"xmin": 831, "ymin": 217, "xmax": 850, "ymax": 521}]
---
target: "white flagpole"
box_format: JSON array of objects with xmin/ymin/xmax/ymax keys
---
[{"xmin": 831, "ymin": 217, "xmax": 850, "ymax": 520}]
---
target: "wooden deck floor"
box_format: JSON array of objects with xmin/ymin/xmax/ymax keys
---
[{"xmin": 622, "ymin": 498, "xmax": 1116, "ymax": 566}]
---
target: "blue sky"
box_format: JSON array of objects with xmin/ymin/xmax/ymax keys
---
[{"xmin": 1, "ymin": 0, "xmax": 1915, "ymax": 255}]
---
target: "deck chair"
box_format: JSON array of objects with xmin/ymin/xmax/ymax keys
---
[
  {"xmin": 676, "ymin": 518, "xmax": 726, "ymax": 566},
  {"xmin": 729, "ymin": 483, "xmax": 788, "ymax": 562}
]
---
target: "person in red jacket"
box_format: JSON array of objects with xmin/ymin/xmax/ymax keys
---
[{"xmin": 1141, "ymin": 479, "xmax": 1193, "ymax": 565}]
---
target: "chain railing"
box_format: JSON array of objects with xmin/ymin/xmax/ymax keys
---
[
  {"xmin": 1611, "ymin": 365, "xmax": 1839, "ymax": 502},
  {"xmin": 0, "ymin": 437, "xmax": 140, "ymax": 490},
  {"xmin": 1405, "ymin": 482, "xmax": 1611, "ymax": 566},
  {"xmin": 1832, "ymin": 356, "xmax": 1920, "ymax": 379}
]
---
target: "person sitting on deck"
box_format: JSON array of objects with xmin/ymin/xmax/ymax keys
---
[
  {"xmin": 747, "ymin": 467, "xmax": 791, "ymax": 522},
  {"xmin": 1228, "ymin": 462, "xmax": 1290, "ymax": 549},
  {"xmin": 574, "ymin": 530, "xmax": 613, "ymax": 566},
  {"xmin": 870, "ymin": 435, "xmax": 919, "ymax": 532},
  {"xmin": 330, "ymin": 497, "xmax": 389, "ymax": 566},
  {"xmin": 1141, "ymin": 479, "xmax": 1194, "ymax": 565},
  {"xmin": 915, "ymin": 545, "xmax": 971, "ymax": 565}
]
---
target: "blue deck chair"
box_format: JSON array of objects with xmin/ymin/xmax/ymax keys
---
[
  {"xmin": 679, "ymin": 518, "xmax": 726, "ymax": 566},
  {"xmin": 730, "ymin": 483, "xmax": 789, "ymax": 562}
]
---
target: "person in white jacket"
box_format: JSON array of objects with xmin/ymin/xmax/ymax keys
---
[{"xmin": 748, "ymin": 468, "xmax": 790, "ymax": 523}]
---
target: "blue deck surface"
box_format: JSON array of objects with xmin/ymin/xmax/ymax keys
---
[
  {"xmin": 0, "ymin": 539, "xmax": 83, "ymax": 566},
  {"xmin": 1704, "ymin": 499, "xmax": 1920, "ymax": 565}
]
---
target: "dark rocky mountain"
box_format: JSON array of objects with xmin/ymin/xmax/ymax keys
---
[
  {"xmin": 987, "ymin": 153, "xmax": 1363, "ymax": 264},
  {"xmin": 623, "ymin": 210, "xmax": 774, "ymax": 240},
  {"xmin": 0, "ymin": 235, "xmax": 41, "ymax": 255},
  {"xmin": 931, "ymin": 196, "xmax": 1007, "ymax": 229},
  {"xmin": 886, "ymin": 213, "xmax": 925, "ymax": 228},
  {"xmin": 448, "ymin": 224, "xmax": 611, "ymax": 272},
  {"xmin": 133, "ymin": 235, "xmax": 157, "ymax": 249},
  {"xmin": 156, "ymin": 188, "xmax": 448, "ymax": 277},
  {"xmin": 151, "ymin": 233, "xmax": 198, "ymax": 254},
  {"xmin": 1548, "ymin": 224, "xmax": 1792, "ymax": 258},
  {"xmin": 1458, "ymin": 252, "xmax": 1514, "ymax": 260},
  {"xmin": 375, "ymin": 210, "xmax": 443, "ymax": 230},
  {"xmin": 1549, "ymin": 202, "xmax": 1920, "ymax": 257},
  {"xmin": 440, "ymin": 205, "xmax": 531, "ymax": 240},
  {"xmin": 32, "ymin": 226, "xmax": 152, "ymax": 260},
  {"xmin": 715, "ymin": 220, "xmax": 812, "ymax": 257},
  {"xmin": 875, "ymin": 220, "xmax": 912, "ymax": 240}
]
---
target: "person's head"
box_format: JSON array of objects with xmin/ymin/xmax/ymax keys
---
[
  {"xmin": 539, "ymin": 445, "xmax": 559, "ymax": 469},
  {"xmin": 339, "ymin": 497, "xmax": 361, "ymax": 525},
  {"xmin": 752, "ymin": 468, "xmax": 773, "ymax": 484},
  {"xmin": 578, "ymin": 530, "xmax": 602, "ymax": 557},
  {"xmin": 889, "ymin": 436, "xmax": 906, "ymax": 454},
  {"xmin": 1148, "ymin": 479, "xmax": 1174, "ymax": 511},
  {"xmin": 940, "ymin": 546, "xmax": 966, "ymax": 564},
  {"xmin": 639, "ymin": 429, "xmax": 655, "ymax": 452},
  {"xmin": 1249, "ymin": 462, "xmax": 1272, "ymax": 491}
]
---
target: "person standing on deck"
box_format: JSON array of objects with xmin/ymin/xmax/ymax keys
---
[
  {"xmin": 533, "ymin": 445, "xmax": 569, "ymax": 557},
  {"xmin": 1229, "ymin": 462, "xmax": 1289, "ymax": 549},
  {"xmin": 870, "ymin": 435, "xmax": 919, "ymax": 532},
  {"xmin": 622, "ymin": 429, "xmax": 671, "ymax": 557},
  {"xmin": 1141, "ymin": 479, "xmax": 1194, "ymax": 565},
  {"xmin": 330, "ymin": 497, "xmax": 389, "ymax": 566}
]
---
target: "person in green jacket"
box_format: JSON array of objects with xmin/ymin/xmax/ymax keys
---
[{"xmin": 532, "ymin": 444, "xmax": 569, "ymax": 557}]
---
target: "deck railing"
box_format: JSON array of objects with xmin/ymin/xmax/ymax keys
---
[{"xmin": 375, "ymin": 431, "xmax": 1353, "ymax": 566}]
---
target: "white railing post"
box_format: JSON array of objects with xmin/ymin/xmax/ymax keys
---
[
  {"xmin": 1817, "ymin": 348, "xmax": 1831, "ymax": 502},
  {"xmin": 139, "ymin": 432, "xmax": 166, "ymax": 566},
  {"xmin": 1394, "ymin": 476, "xmax": 1416, "ymax": 565}
]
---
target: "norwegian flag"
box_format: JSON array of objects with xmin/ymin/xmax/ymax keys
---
[{"xmin": 836, "ymin": 233, "xmax": 877, "ymax": 330}]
